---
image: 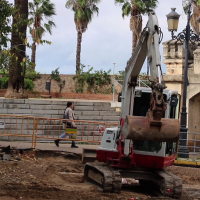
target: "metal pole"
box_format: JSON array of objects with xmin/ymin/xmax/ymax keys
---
[
  {"xmin": 194, "ymin": 126, "xmax": 197, "ymax": 161},
  {"xmin": 178, "ymin": 3, "xmax": 190, "ymax": 158},
  {"xmin": 113, "ymin": 77, "xmax": 115, "ymax": 102},
  {"xmin": 49, "ymin": 79, "xmax": 51, "ymax": 95},
  {"xmin": 139, "ymin": 76, "xmax": 141, "ymax": 87}
]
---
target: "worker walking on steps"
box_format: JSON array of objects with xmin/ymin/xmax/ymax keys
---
[{"xmin": 54, "ymin": 102, "xmax": 78, "ymax": 148}]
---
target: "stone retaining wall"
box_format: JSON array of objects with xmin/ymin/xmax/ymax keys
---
[{"xmin": 33, "ymin": 74, "xmax": 120, "ymax": 94}]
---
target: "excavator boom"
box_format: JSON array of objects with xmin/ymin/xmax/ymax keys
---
[
  {"xmin": 120, "ymin": 12, "xmax": 180, "ymax": 148},
  {"xmin": 84, "ymin": 11, "xmax": 182, "ymax": 199}
]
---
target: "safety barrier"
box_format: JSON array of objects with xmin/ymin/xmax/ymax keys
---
[
  {"xmin": 1, "ymin": 114, "xmax": 199, "ymax": 165},
  {"xmin": 175, "ymin": 126, "xmax": 200, "ymax": 165},
  {"xmin": 34, "ymin": 117, "xmax": 107, "ymax": 148},
  {"xmin": 108, "ymin": 123, "xmax": 119, "ymax": 128},
  {"xmin": 0, "ymin": 114, "xmax": 35, "ymax": 148}
]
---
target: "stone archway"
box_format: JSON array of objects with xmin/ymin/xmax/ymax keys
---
[
  {"xmin": 188, "ymin": 92, "xmax": 200, "ymax": 147},
  {"xmin": 163, "ymin": 40, "xmax": 200, "ymax": 149}
]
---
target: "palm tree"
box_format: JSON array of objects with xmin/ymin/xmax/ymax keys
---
[
  {"xmin": 5, "ymin": 0, "xmax": 28, "ymax": 99},
  {"xmin": 28, "ymin": 0, "xmax": 56, "ymax": 68},
  {"xmin": 190, "ymin": 0, "xmax": 200, "ymax": 35},
  {"xmin": 0, "ymin": 1, "xmax": 14, "ymax": 51},
  {"xmin": 115, "ymin": 0, "xmax": 158, "ymax": 53},
  {"xmin": 66, "ymin": 0, "xmax": 100, "ymax": 74}
]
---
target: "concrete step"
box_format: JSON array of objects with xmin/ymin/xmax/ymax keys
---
[{"xmin": 0, "ymin": 99, "xmax": 121, "ymax": 142}]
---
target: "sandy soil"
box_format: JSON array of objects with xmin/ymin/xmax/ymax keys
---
[{"xmin": 0, "ymin": 151, "xmax": 200, "ymax": 200}]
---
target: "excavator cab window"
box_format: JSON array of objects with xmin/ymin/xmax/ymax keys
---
[
  {"xmin": 169, "ymin": 95, "xmax": 180, "ymax": 119},
  {"xmin": 133, "ymin": 91, "xmax": 163, "ymax": 153},
  {"xmin": 166, "ymin": 142, "xmax": 177, "ymax": 156},
  {"xmin": 166, "ymin": 94, "xmax": 180, "ymax": 155},
  {"xmin": 132, "ymin": 92, "xmax": 151, "ymax": 116},
  {"xmin": 133, "ymin": 140, "xmax": 162, "ymax": 152}
]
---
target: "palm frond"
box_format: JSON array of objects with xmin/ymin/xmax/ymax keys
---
[
  {"xmin": 66, "ymin": 0, "xmax": 100, "ymax": 33},
  {"xmin": 48, "ymin": 20, "xmax": 56, "ymax": 27},
  {"xmin": 37, "ymin": 26, "xmax": 45, "ymax": 39},
  {"xmin": 28, "ymin": 17, "xmax": 35, "ymax": 26},
  {"xmin": 115, "ymin": 0, "xmax": 126, "ymax": 5},
  {"xmin": 133, "ymin": 0, "xmax": 158, "ymax": 14},
  {"xmin": 28, "ymin": 0, "xmax": 56, "ymax": 42},
  {"xmin": 122, "ymin": 2, "xmax": 131, "ymax": 17},
  {"xmin": 44, "ymin": 23, "xmax": 52, "ymax": 34}
]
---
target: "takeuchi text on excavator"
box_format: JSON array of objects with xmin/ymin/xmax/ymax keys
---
[{"xmin": 84, "ymin": 11, "xmax": 182, "ymax": 198}]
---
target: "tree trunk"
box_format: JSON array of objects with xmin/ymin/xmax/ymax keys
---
[
  {"xmin": 76, "ymin": 31, "xmax": 82, "ymax": 74},
  {"xmin": 130, "ymin": 4, "xmax": 142, "ymax": 53},
  {"xmin": 191, "ymin": 2, "xmax": 200, "ymax": 36},
  {"xmin": 31, "ymin": 41, "xmax": 36, "ymax": 70},
  {"xmin": 5, "ymin": 0, "xmax": 28, "ymax": 99}
]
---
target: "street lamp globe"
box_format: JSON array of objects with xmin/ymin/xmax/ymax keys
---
[{"xmin": 166, "ymin": 8, "xmax": 180, "ymax": 32}]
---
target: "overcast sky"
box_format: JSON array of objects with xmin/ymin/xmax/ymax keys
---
[{"xmin": 8, "ymin": 0, "xmax": 189, "ymax": 75}]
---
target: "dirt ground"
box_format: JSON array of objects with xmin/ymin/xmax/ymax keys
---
[{"xmin": 0, "ymin": 151, "xmax": 200, "ymax": 200}]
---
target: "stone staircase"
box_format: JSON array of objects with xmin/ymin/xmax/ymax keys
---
[{"xmin": 0, "ymin": 99, "xmax": 121, "ymax": 142}]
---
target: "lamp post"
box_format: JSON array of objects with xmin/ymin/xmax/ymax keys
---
[
  {"xmin": 113, "ymin": 63, "xmax": 116, "ymax": 75},
  {"xmin": 88, "ymin": 65, "xmax": 90, "ymax": 71},
  {"xmin": 166, "ymin": 4, "xmax": 200, "ymax": 158}
]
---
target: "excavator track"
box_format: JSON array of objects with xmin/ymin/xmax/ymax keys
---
[
  {"xmin": 155, "ymin": 169, "xmax": 182, "ymax": 198},
  {"xmin": 84, "ymin": 162, "xmax": 182, "ymax": 198},
  {"xmin": 84, "ymin": 162, "xmax": 122, "ymax": 193}
]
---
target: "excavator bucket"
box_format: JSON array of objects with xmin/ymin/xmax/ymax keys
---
[{"xmin": 122, "ymin": 115, "xmax": 180, "ymax": 142}]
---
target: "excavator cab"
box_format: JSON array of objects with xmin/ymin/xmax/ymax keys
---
[{"xmin": 132, "ymin": 87, "xmax": 180, "ymax": 156}]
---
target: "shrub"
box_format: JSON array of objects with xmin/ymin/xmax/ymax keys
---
[
  {"xmin": 24, "ymin": 78, "xmax": 35, "ymax": 91},
  {"xmin": 73, "ymin": 64, "xmax": 112, "ymax": 93},
  {"xmin": 51, "ymin": 68, "xmax": 61, "ymax": 81},
  {"xmin": 0, "ymin": 77, "xmax": 9, "ymax": 89}
]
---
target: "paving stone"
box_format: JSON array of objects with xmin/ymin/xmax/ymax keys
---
[
  {"xmin": 30, "ymin": 105, "xmax": 52, "ymax": 110},
  {"xmin": 4, "ymin": 104, "xmax": 30, "ymax": 109},
  {"xmin": 7, "ymin": 109, "xmax": 32, "ymax": 114},
  {"xmin": 78, "ymin": 116, "xmax": 102, "ymax": 120},
  {"xmin": 0, "ymin": 109, "xmax": 8, "ymax": 114},
  {"xmin": 3, "ymin": 99, "xmax": 25, "ymax": 104},
  {"xmin": 102, "ymin": 116, "xmax": 120, "ymax": 121},
  {"xmin": 81, "ymin": 111, "xmax": 100, "ymax": 116},
  {"xmin": 32, "ymin": 110, "xmax": 59, "ymax": 114},
  {"xmin": 51, "ymin": 101, "xmax": 68, "ymax": 105},
  {"xmin": 51, "ymin": 105, "xmax": 65, "ymax": 110},
  {"xmin": 73, "ymin": 106, "xmax": 94, "ymax": 111},
  {"xmin": 25, "ymin": 99, "xmax": 52, "ymax": 105},
  {"xmin": 93, "ymin": 102, "xmax": 111, "ymax": 106},
  {"xmin": 100, "ymin": 111, "xmax": 120, "ymax": 116},
  {"xmin": 74, "ymin": 102, "xmax": 94, "ymax": 106},
  {"xmin": 93, "ymin": 106, "xmax": 116, "ymax": 111}
]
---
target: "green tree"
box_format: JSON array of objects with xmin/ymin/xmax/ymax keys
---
[
  {"xmin": 5, "ymin": 0, "xmax": 28, "ymax": 99},
  {"xmin": 0, "ymin": 1, "xmax": 14, "ymax": 51},
  {"xmin": 66, "ymin": 0, "xmax": 100, "ymax": 74},
  {"xmin": 115, "ymin": 0, "xmax": 158, "ymax": 53},
  {"xmin": 0, "ymin": 49, "xmax": 10, "ymax": 73},
  {"xmin": 28, "ymin": 0, "xmax": 56, "ymax": 67}
]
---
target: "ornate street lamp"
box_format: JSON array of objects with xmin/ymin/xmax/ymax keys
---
[
  {"xmin": 166, "ymin": 4, "xmax": 200, "ymax": 158},
  {"xmin": 166, "ymin": 8, "xmax": 180, "ymax": 38}
]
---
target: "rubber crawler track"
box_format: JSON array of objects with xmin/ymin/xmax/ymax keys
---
[
  {"xmin": 155, "ymin": 170, "xmax": 182, "ymax": 198},
  {"xmin": 84, "ymin": 162, "xmax": 182, "ymax": 198},
  {"xmin": 84, "ymin": 162, "xmax": 122, "ymax": 193}
]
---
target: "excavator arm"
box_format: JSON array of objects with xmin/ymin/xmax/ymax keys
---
[
  {"xmin": 120, "ymin": 12, "xmax": 180, "ymax": 154},
  {"xmin": 84, "ymin": 12, "xmax": 182, "ymax": 198}
]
